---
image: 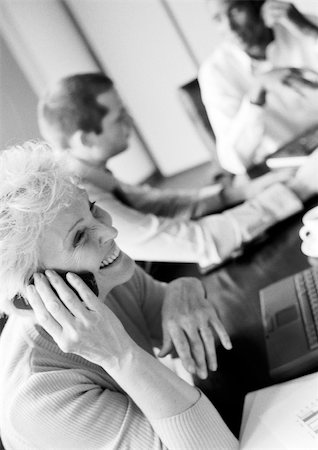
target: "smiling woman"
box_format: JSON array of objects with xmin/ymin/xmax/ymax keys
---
[{"xmin": 0, "ymin": 141, "xmax": 237, "ymax": 449}]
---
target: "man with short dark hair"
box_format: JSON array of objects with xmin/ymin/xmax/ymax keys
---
[
  {"xmin": 38, "ymin": 72, "xmax": 318, "ymax": 272},
  {"xmin": 199, "ymin": 0, "xmax": 318, "ymax": 174}
]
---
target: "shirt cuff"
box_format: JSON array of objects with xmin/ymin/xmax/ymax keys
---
[{"xmin": 224, "ymin": 183, "xmax": 303, "ymax": 243}]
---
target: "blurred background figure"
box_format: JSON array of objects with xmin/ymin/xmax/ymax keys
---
[
  {"xmin": 199, "ymin": 0, "xmax": 318, "ymax": 174},
  {"xmin": 38, "ymin": 73, "xmax": 318, "ymax": 273}
]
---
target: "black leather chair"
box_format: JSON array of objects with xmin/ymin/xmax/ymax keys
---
[
  {"xmin": 178, "ymin": 78, "xmax": 231, "ymax": 184},
  {"xmin": 178, "ymin": 78, "xmax": 215, "ymax": 145}
]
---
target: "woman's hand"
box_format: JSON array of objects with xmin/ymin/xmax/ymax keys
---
[
  {"xmin": 27, "ymin": 270, "xmax": 134, "ymax": 368},
  {"xmin": 158, "ymin": 278, "xmax": 232, "ymax": 379}
]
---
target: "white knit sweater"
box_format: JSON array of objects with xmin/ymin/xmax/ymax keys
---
[{"xmin": 0, "ymin": 267, "xmax": 238, "ymax": 449}]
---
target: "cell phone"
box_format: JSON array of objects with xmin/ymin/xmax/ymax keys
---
[{"xmin": 13, "ymin": 271, "xmax": 99, "ymax": 310}]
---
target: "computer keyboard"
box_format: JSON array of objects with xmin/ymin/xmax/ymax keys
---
[{"xmin": 295, "ymin": 268, "xmax": 318, "ymax": 350}]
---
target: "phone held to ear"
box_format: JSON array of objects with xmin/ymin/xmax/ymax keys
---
[{"xmin": 13, "ymin": 271, "xmax": 99, "ymax": 310}]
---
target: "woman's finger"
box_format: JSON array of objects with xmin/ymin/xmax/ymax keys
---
[
  {"xmin": 185, "ymin": 326, "xmax": 208, "ymax": 379},
  {"xmin": 45, "ymin": 270, "xmax": 89, "ymax": 319},
  {"xmin": 33, "ymin": 273, "xmax": 75, "ymax": 326},
  {"xmin": 199, "ymin": 326, "xmax": 217, "ymax": 372},
  {"xmin": 208, "ymin": 315, "xmax": 232, "ymax": 350},
  {"xmin": 168, "ymin": 323, "xmax": 196, "ymax": 375},
  {"xmin": 26, "ymin": 284, "xmax": 62, "ymax": 338},
  {"xmin": 65, "ymin": 272, "xmax": 100, "ymax": 311}
]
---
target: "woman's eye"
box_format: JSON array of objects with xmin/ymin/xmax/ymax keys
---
[{"xmin": 73, "ymin": 230, "xmax": 85, "ymax": 247}]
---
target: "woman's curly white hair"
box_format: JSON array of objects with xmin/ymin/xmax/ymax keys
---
[{"xmin": 0, "ymin": 141, "xmax": 78, "ymax": 313}]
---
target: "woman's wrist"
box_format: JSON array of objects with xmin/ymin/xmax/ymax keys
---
[
  {"xmin": 100, "ymin": 337, "xmax": 140, "ymax": 373},
  {"xmin": 105, "ymin": 342, "xmax": 200, "ymax": 420}
]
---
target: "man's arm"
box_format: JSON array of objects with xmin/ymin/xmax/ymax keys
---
[
  {"xmin": 91, "ymin": 147, "xmax": 318, "ymax": 272},
  {"xmin": 90, "ymin": 182, "xmax": 301, "ymax": 273},
  {"xmin": 92, "ymin": 189, "xmax": 234, "ymax": 268},
  {"xmin": 112, "ymin": 167, "xmax": 295, "ymax": 221},
  {"xmin": 119, "ymin": 180, "xmax": 226, "ymax": 218},
  {"xmin": 198, "ymin": 51, "xmax": 269, "ymax": 174}
]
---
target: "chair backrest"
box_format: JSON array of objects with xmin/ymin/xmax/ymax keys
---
[
  {"xmin": 178, "ymin": 78, "xmax": 215, "ymax": 147},
  {"xmin": 178, "ymin": 78, "xmax": 231, "ymax": 183},
  {"xmin": 0, "ymin": 315, "xmax": 7, "ymax": 335}
]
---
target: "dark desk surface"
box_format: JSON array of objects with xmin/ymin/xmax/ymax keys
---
[{"xmin": 150, "ymin": 203, "xmax": 318, "ymax": 436}]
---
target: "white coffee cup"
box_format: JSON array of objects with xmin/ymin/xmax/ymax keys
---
[{"xmin": 299, "ymin": 206, "xmax": 318, "ymax": 257}]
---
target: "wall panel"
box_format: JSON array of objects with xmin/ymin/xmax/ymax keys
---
[{"xmin": 66, "ymin": 0, "xmax": 211, "ymax": 176}]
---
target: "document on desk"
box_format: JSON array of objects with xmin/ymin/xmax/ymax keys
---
[{"xmin": 240, "ymin": 372, "xmax": 318, "ymax": 449}]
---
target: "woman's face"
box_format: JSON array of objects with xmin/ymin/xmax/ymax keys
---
[{"xmin": 38, "ymin": 189, "xmax": 135, "ymax": 292}]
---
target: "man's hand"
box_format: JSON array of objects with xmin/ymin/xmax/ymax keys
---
[
  {"xmin": 282, "ymin": 69, "xmax": 318, "ymax": 112},
  {"xmin": 250, "ymin": 68, "xmax": 296, "ymax": 105},
  {"xmin": 262, "ymin": 1, "xmax": 318, "ymax": 36},
  {"xmin": 158, "ymin": 278, "xmax": 232, "ymax": 379},
  {"xmin": 287, "ymin": 149, "xmax": 318, "ymax": 202},
  {"xmin": 226, "ymin": 169, "xmax": 295, "ymax": 203}
]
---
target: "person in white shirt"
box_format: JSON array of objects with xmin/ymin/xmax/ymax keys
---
[
  {"xmin": 38, "ymin": 72, "xmax": 318, "ymax": 273},
  {"xmin": 199, "ymin": 0, "xmax": 318, "ymax": 174}
]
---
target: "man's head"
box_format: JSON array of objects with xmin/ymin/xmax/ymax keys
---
[
  {"xmin": 207, "ymin": 0, "xmax": 274, "ymax": 59},
  {"xmin": 38, "ymin": 73, "xmax": 132, "ymax": 166}
]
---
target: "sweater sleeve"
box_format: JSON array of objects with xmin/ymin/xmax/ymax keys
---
[
  {"xmin": 12, "ymin": 366, "xmax": 237, "ymax": 450},
  {"xmin": 151, "ymin": 390, "xmax": 238, "ymax": 450}
]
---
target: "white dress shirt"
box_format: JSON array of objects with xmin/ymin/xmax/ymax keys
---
[{"xmin": 199, "ymin": 21, "xmax": 318, "ymax": 174}]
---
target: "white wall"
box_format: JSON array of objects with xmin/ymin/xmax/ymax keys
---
[
  {"xmin": 66, "ymin": 0, "xmax": 211, "ymax": 176},
  {"xmin": 0, "ymin": 35, "xmax": 40, "ymax": 148},
  {"xmin": 165, "ymin": 0, "xmax": 222, "ymax": 67},
  {"xmin": 0, "ymin": 0, "xmax": 156, "ymax": 184}
]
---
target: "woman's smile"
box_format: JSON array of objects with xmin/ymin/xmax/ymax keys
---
[{"xmin": 99, "ymin": 242, "xmax": 120, "ymax": 269}]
